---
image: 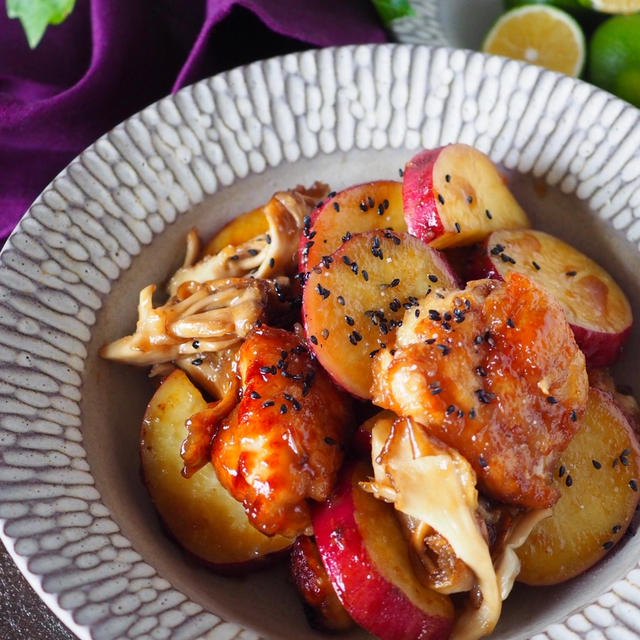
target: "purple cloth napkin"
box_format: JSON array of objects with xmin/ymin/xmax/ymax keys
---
[{"xmin": 0, "ymin": 0, "xmax": 387, "ymax": 242}]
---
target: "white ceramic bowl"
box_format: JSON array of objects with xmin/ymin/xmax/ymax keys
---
[{"xmin": 1, "ymin": 44, "xmax": 640, "ymax": 640}]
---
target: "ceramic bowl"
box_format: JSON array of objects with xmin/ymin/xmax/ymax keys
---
[{"xmin": 1, "ymin": 44, "xmax": 640, "ymax": 640}]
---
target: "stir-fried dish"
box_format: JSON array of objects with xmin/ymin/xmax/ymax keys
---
[{"xmin": 101, "ymin": 144, "xmax": 640, "ymax": 640}]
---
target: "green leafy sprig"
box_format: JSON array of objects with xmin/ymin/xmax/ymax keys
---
[
  {"xmin": 372, "ymin": 0, "xmax": 416, "ymax": 25},
  {"xmin": 6, "ymin": 0, "xmax": 76, "ymax": 48}
]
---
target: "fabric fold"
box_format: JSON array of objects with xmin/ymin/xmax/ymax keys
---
[{"xmin": 0, "ymin": 0, "xmax": 387, "ymax": 242}]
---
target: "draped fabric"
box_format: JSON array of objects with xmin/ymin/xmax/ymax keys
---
[{"xmin": 0, "ymin": 0, "xmax": 388, "ymax": 241}]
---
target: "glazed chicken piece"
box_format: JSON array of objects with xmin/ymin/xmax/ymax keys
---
[
  {"xmin": 371, "ymin": 272, "xmax": 588, "ymax": 509},
  {"xmin": 290, "ymin": 535, "xmax": 355, "ymax": 632},
  {"xmin": 212, "ymin": 325, "xmax": 354, "ymax": 538}
]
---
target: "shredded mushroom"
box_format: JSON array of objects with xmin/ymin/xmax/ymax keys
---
[
  {"xmin": 100, "ymin": 277, "xmax": 274, "ymax": 367},
  {"xmin": 100, "ymin": 183, "xmax": 327, "ymax": 372},
  {"xmin": 167, "ymin": 183, "xmax": 329, "ymax": 295}
]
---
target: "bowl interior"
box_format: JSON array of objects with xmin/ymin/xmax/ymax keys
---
[{"xmin": 83, "ymin": 147, "xmax": 640, "ymax": 640}]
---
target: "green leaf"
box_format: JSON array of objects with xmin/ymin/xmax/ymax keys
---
[
  {"xmin": 372, "ymin": 0, "xmax": 416, "ymax": 25},
  {"xmin": 6, "ymin": 0, "xmax": 76, "ymax": 48}
]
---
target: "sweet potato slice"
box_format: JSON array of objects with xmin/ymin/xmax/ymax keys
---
[
  {"xmin": 299, "ymin": 180, "xmax": 406, "ymax": 271},
  {"xmin": 517, "ymin": 387, "xmax": 640, "ymax": 585},
  {"xmin": 473, "ymin": 228, "xmax": 632, "ymax": 367},
  {"xmin": 312, "ymin": 462, "xmax": 455, "ymax": 640},
  {"xmin": 402, "ymin": 144, "xmax": 530, "ymax": 249},
  {"xmin": 302, "ymin": 230, "xmax": 459, "ymax": 399}
]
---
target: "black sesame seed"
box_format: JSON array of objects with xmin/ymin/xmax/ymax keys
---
[
  {"xmin": 337, "ymin": 295, "xmax": 345, "ymax": 305},
  {"xmin": 532, "ymin": 260, "xmax": 541, "ymax": 270},
  {"xmin": 613, "ymin": 524, "xmax": 622, "ymax": 533},
  {"xmin": 454, "ymin": 222, "xmax": 461, "ymax": 233},
  {"xmin": 566, "ymin": 270, "xmax": 577, "ymax": 277},
  {"xmin": 191, "ymin": 357, "xmax": 203, "ymax": 366},
  {"xmin": 316, "ymin": 283, "xmax": 330, "ymax": 299},
  {"xmin": 262, "ymin": 400, "xmax": 275, "ymax": 408},
  {"xmin": 269, "ymin": 257, "xmax": 275, "ymax": 268},
  {"xmin": 383, "ymin": 199, "xmax": 389, "ymax": 210},
  {"xmin": 490, "ymin": 244, "xmax": 505, "ymax": 256},
  {"xmin": 592, "ymin": 459, "xmax": 602, "ymax": 469},
  {"xmin": 377, "ymin": 203, "xmax": 385, "ymax": 215},
  {"xmin": 485, "ymin": 209, "xmax": 493, "ymax": 219},
  {"xmin": 428, "ymin": 274, "xmax": 438, "ymax": 283},
  {"xmin": 506, "ymin": 317, "xmax": 515, "ymax": 328},
  {"xmin": 445, "ymin": 174, "xmax": 451, "ymax": 182},
  {"xmin": 428, "ymin": 309, "xmax": 441, "ymax": 321},
  {"xmin": 367, "ymin": 196, "xmax": 374, "ymax": 208},
  {"xmin": 430, "ymin": 386, "xmax": 443, "ymax": 395},
  {"xmin": 466, "ymin": 195, "xmax": 473, "ymax": 204},
  {"xmin": 475, "ymin": 389, "xmax": 495, "ymax": 404},
  {"xmin": 359, "ymin": 201, "xmax": 368, "ymax": 212},
  {"xmin": 333, "ymin": 202, "xmax": 340, "ymax": 212},
  {"xmin": 192, "ymin": 340, "xmax": 200, "ymax": 349},
  {"xmin": 250, "ymin": 390, "xmax": 261, "ymax": 399},
  {"xmin": 345, "ymin": 315, "xmax": 355, "ymax": 326},
  {"xmin": 362, "ymin": 269, "xmax": 369, "ymax": 281},
  {"xmin": 478, "ymin": 455, "xmax": 488, "ymax": 468},
  {"xmin": 547, "ymin": 396, "xmax": 558, "ymax": 404},
  {"xmin": 500, "ymin": 253, "xmax": 516, "ymax": 264},
  {"xmin": 565, "ymin": 474, "xmax": 573, "ymax": 487},
  {"xmin": 446, "ymin": 404, "xmax": 456, "ymax": 415},
  {"xmin": 570, "ymin": 410, "xmax": 578, "ymax": 422},
  {"xmin": 248, "ymin": 248, "xmax": 259, "ymax": 256},
  {"xmin": 324, "ymin": 436, "xmax": 336, "ymax": 445},
  {"xmin": 342, "ymin": 231, "xmax": 352, "ymax": 242},
  {"xmin": 369, "ymin": 349, "xmax": 380, "ymax": 358},
  {"xmin": 399, "ymin": 168, "xmax": 404, "ymax": 177},
  {"xmin": 280, "ymin": 404, "xmax": 288, "ymax": 414},
  {"xmin": 438, "ymin": 193, "xmax": 445, "ymax": 205},
  {"xmin": 603, "ymin": 540, "xmax": 614, "ymax": 550},
  {"xmin": 265, "ymin": 233, "xmax": 272, "ymax": 244},
  {"xmin": 559, "ymin": 465, "xmax": 566, "ymax": 477},
  {"xmin": 469, "ymin": 408, "xmax": 477, "ymax": 419},
  {"xmin": 309, "ymin": 335, "xmax": 318, "ymax": 345},
  {"xmin": 630, "ymin": 480, "xmax": 638, "ymax": 492},
  {"xmin": 476, "ymin": 366, "xmax": 487, "ymax": 377}
]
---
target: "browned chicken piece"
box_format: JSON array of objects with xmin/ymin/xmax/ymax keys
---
[
  {"xmin": 212, "ymin": 325, "xmax": 354, "ymax": 538},
  {"xmin": 372, "ymin": 273, "xmax": 589, "ymax": 509},
  {"xmin": 290, "ymin": 535, "xmax": 355, "ymax": 632}
]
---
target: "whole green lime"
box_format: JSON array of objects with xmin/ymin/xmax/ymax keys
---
[{"xmin": 589, "ymin": 14, "xmax": 640, "ymax": 107}]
